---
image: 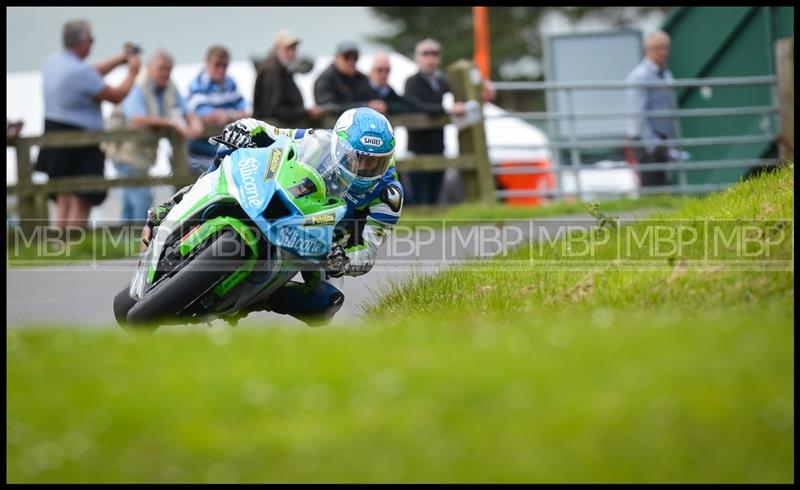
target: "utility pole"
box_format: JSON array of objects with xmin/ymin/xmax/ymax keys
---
[{"xmin": 473, "ymin": 6, "xmax": 490, "ymax": 79}]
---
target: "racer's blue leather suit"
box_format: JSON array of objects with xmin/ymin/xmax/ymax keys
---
[{"xmin": 209, "ymin": 120, "xmax": 404, "ymax": 326}]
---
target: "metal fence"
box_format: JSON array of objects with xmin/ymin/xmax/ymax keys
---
[{"xmin": 488, "ymin": 75, "xmax": 783, "ymax": 201}]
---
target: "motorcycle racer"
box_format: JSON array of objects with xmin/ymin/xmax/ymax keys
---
[{"xmin": 144, "ymin": 107, "xmax": 403, "ymax": 326}]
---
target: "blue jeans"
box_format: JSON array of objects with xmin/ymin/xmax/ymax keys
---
[{"xmin": 114, "ymin": 161, "xmax": 153, "ymax": 224}]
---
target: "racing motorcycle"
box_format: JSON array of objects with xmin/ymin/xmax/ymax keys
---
[{"xmin": 113, "ymin": 130, "xmax": 357, "ymax": 330}]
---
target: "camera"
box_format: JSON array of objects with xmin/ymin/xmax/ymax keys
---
[{"xmin": 124, "ymin": 42, "xmax": 142, "ymax": 55}]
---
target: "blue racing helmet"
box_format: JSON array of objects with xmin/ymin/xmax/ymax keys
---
[{"xmin": 333, "ymin": 107, "xmax": 395, "ymax": 195}]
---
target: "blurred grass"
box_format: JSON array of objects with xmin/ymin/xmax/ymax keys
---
[
  {"xmin": 6, "ymin": 165, "xmax": 794, "ymax": 483},
  {"xmin": 6, "ymin": 302, "xmax": 793, "ymax": 483}
]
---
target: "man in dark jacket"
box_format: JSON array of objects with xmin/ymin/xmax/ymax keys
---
[
  {"xmin": 368, "ymin": 52, "xmax": 415, "ymax": 114},
  {"xmin": 403, "ymin": 38, "xmax": 466, "ymax": 205},
  {"xmin": 253, "ymin": 30, "xmax": 324, "ymax": 127},
  {"xmin": 313, "ymin": 41, "xmax": 386, "ymax": 117}
]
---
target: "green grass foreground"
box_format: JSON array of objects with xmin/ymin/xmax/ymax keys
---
[
  {"xmin": 7, "ymin": 303, "xmax": 793, "ymax": 483},
  {"xmin": 6, "ymin": 165, "xmax": 794, "ymax": 483}
]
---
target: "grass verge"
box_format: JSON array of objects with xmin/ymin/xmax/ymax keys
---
[{"xmin": 373, "ymin": 165, "xmax": 793, "ymax": 318}]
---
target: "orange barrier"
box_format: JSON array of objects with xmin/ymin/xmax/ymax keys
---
[{"xmin": 495, "ymin": 159, "xmax": 556, "ymax": 206}]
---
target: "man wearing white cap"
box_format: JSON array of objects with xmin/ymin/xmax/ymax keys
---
[{"xmin": 253, "ymin": 30, "xmax": 324, "ymax": 127}]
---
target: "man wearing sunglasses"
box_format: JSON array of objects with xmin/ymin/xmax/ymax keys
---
[
  {"xmin": 313, "ymin": 41, "xmax": 388, "ymax": 116},
  {"xmin": 37, "ymin": 19, "xmax": 141, "ymax": 229},
  {"xmin": 368, "ymin": 52, "xmax": 416, "ymax": 115}
]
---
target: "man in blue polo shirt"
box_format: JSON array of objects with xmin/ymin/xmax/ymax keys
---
[
  {"xmin": 36, "ymin": 18, "xmax": 141, "ymax": 228},
  {"xmin": 185, "ymin": 45, "xmax": 250, "ymax": 175}
]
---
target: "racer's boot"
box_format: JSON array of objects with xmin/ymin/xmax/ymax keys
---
[
  {"xmin": 263, "ymin": 271, "xmax": 344, "ymax": 327},
  {"xmin": 141, "ymin": 185, "xmax": 193, "ymax": 248}
]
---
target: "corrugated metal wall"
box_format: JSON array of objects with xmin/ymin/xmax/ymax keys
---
[{"xmin": 662, "ymin": 6, "xmax": 794, "ymax": 184}]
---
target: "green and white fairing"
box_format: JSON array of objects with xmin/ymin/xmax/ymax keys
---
[{"xmin": 128, "ymin": 133, "xmax": 355, "ymax": 320}]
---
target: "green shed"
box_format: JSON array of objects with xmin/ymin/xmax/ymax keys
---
[{"xmin": 662, "ymin": 6, "xmax": 794, "ymax": 185}]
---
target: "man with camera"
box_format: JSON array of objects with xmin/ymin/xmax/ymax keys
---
[{"xmin": 36, "ymin": 19, "xmax": 142, "ymax": 229}]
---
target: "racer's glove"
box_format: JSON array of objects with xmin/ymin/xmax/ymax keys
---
[
  {"xmin": 324, "ymin": 244, "xmax": 350, "ymax": 278},
  {"xmin": 216, "ymin": 119, "xmax": 261, "ymax": 149}
]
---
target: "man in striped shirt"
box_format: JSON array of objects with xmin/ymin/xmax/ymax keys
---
[{"xmin": 186, "ymin": 45, "xmax": 249, "ymax": 174}]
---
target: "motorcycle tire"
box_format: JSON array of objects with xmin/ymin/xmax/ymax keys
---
[
  {"xmin": 125, "ymin": 228, "xmax": 249, "ymax": 329},
  {"xmin": 113, "ymin": 286, "xmax": 138, "ymax": 328}
]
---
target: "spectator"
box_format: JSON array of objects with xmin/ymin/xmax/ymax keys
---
[
  {"xmin": 186, "ymin": 45, "xmax": 249, "ymax": 174},
  {"xmin": 481, "ymin": 78, "xmax": 497, "ymax": 103},
  {"xmin": 7, "ymin": 119, "xmax": 24, "ymax": 138},
  {"xmin": 253, "ymin": 30, "xmax": 325, "ymax": 127},
  {"xmin": 403, "ymin": 38, "xmax": 466, "ymax": 206},
  {"xmin": 313, "ymin": 41, "xmax": 386, "ymax": 117},
  {"xmin": 35, "ymin": 19, "xmax": 141, "ymax": 229},
  {"xmin": 105, "ymin": 50, "xmax": 203, "ymax": 224},
  {"xmin": 626, "ymin": 30, "xmax": 679, "ymax": 187},
  {"xmin": 368, "ymin": 52, "xmax": 415, "ymax": 114}
]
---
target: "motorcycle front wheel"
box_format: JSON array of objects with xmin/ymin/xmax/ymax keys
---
[
  {"xmin": 125, "ymin": 228, "xmax": 250, "ymax": 329},
  {"xmin": 113, "ymin": 286, "xmax": 138, "ymax": 328}
]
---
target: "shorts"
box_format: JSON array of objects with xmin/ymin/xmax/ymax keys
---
[{"xmin": 35, "ymin": 119, "xmax": 108, "ymax": 206}]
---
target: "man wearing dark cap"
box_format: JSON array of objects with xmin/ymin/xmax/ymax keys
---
[
  {"xmin": 313, "ymin": 41, "xmax": 386, "ymax": 117},
  {"xmin": 253, "ymin": 30, "xmax": 324, "ymax": 127}
]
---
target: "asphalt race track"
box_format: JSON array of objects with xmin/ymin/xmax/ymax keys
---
[{"xmin": 6, "ymin": 212, "xmax": 648, "ymax": 329}]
